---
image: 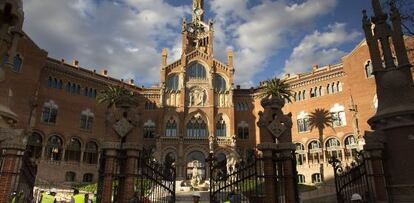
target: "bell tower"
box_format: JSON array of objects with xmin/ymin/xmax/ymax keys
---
[{"xmin": 181, "ymin": 0, "xmax": 214, "ymax": 56}]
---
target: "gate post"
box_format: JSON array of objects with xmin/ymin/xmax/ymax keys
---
[
  {"xmin": 121, "ymin": 144, "xmax": 140, "ymax": 203},
  {"xmin": 0, "ymin": 145, "xmax": 25, "ymax": 203},
  {"xmin": 100, "ymin": 144, "xmax": 119, "ymax": 203},
  {"xmin": 363, "ymin": 131, "xmax": 388, "ymax": 201},
  {"xmin": 257, "ymin": 143, "xmax": 298, "ymax": 203}
]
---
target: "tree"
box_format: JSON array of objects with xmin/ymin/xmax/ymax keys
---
[
  {"xmin": 97, "ymin": 85, "xmax": 135, "ymax": 108},
  {"xmin": 256, "ymin": 78, "xmax": 293, "ymax": 102},
  {"xmin": 308, "ymin": 108, "xmax": 334, "ymax": 182}
]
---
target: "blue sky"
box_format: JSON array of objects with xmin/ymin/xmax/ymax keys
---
[{"xmin": 22, "ymin": 0, "xmax": 375, "ymax": 87}]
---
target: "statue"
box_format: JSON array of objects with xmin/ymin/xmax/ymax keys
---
[
  {"xmin": 226, "ymin": 153, "xmax": 238, "ymax": 176},
  {"xmin": 190, "ymin": 88, "xmax": 206, "ymax": 106},
  {"xmin": 191, "ymin": 160, "xmax": 202, "ymax": 188}
]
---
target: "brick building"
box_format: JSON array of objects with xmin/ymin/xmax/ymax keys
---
[{"xmin": 1, "ymin": 0, "xmax": 413, "ymax": 190}]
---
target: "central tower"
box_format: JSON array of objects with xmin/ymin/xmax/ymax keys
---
[
  {"xmin": 157, "ymin": 0, "xmax": 236, "ymax": 180},
  {"xmin": 182, "ymin": 0, "xmax": 213, "ymax": 56}
]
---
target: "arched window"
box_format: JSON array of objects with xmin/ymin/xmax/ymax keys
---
[
  {"xmin": 326, "ymin": 138, "xmax": 342, "ymax": 160},
  {"xmin": 330, "ymin": 104, "xmax": 346, "ymax": 127},
  {"xmin": 308, "ymin": 140, "xmax": 322, "ymax": 164},
  {"xmin": 186, "ymin": 115, "xmax": 207, "ymax": 137},
  {"xmin": 47, "ymin": 77, "xmax": 53, "ymax": 88},
  {"xmin": 214, "ymin": 74, "xmax": 227, "ymax": 91},
  {"xmin": 84, "ymin": 87, "xmax": 89, "ymax": 96},
  {"xmin": 344, "ymin": 135, "xmax": 358, "ymax": 161},
  {"xmin": 65, "ymin": 138, "xmax": 82, "ymax": 162},
  {"xmin": 216, "ymin": 116, "xmax": 226, "ymax": 137},
  {"xmin": 71, "ymin": 83, "xmax": 76, "ymax": 94},
  {"xmin": 66, "ymin": 82, "xmax": 71, "ymax": 92},
  {"xmin": 187, "ymin": 63, "xmax": 206, "ymax": 79},
  {"xmin": 165, "ymin": 118, "xmax": 177, "ymax": 137},
  {"xmin": 41, "ymin": 100, "xmax": 58, "ymax": 124},
  {"xmin": 46, "ymin": 135, "xmax": 63, "ymax": 161},
  {"xmin": 319, "ymin": 86, "xmax": 323, "ymax": 96},
  {"xmin": 337, "ymin": 81, "xmax": 342, "ymax": 92},
  {"xmin": 83, "ymin": 173, "xmax": 93, "ymax": 182},
  {"xmin": 77, "ymin": 85, "xmax": 81, "ymax": 94},
  {"xmin": 27, "ymin": 132, "xmax": 43, "ymax": 159},
  {"xmin": 295, "ymin": 143, "xmax": 305, "ymax": 166},
  {"xmin": 58, "ymin": 80, "xmax": 63, "ymax": 89},
  {"xmin": 331, "ymin": 82, "xmax": 336, "ymax": 93},
  {"xmin": 311, "ymin": 173, "xmax": 322, "ymax": 184},
  {"xmin": 293, "ymin": 92, "xmax": 297, "ymax": 101},
  {"xmin": 53, "ymin": 78, "xmax": 58, "ymax": 88},
  {"xmin": 166, "ymin": 74, "xmax": 179, "ymax": 90},
  {"xmin": 327, "ymin": 84, "xmax": 330, "ymax": 94},
  {"xmin": 237, "ymin": 121, "xmax": 249, "ymax": 139},
  {"xmin": 143, "ymin": 120, "xmax": 156, "ymax": 138},
  {"xmin": 298, "ymin": 174, "xmax": 306, "ymax": 184},
  {"xmin": 12, "ymin": 54, "xmax": 22, "ymax": 72},
  {"xmin": 298, "ymin": 91, "xmax": 302, "ymax": 101},
  {"xmin": 84, "ymin": 141, "xmax": 98, "ymax": 164},
  {"xmin": 302, "ymin": 90, "xmax": 306, "ymax": 100},
  {"xmin": 88, "ymin": 88, "xmax": 93, "ymax": 97},
  {"xmin": 365, "ymin": 61, "xmax": 374, "ymax": 78},
  {"xmin": 297, "ymin": 114, "xmax": 310, "ymax": 133},
  {"xmin": 80, "ymin": 109, "xmax": 94, "ymax": 130},
  {"xmin": 65, "ymin": 171, "xmax": 76, "ymax": 182},
  {"xmin": 310, "ymin": 88, "xmax": 314, "ymax": 98}
]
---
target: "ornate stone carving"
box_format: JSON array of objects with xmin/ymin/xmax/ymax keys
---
[
  {"xmin": 257, "ymin": 97, "xmax": 292, "ymax": 143},
  {"xmin": 189, "ymin": 87, "xmax": 207, "ymax": 106},
  {"xmin": 112, "ymin": 118, "xmax": 134, "ymax": 138}
]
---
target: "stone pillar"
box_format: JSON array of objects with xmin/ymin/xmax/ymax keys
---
[
  {"xmin": 256, "ymin": 96, "xmax": 299, "ymax": 203},
  {"xmin": 120, "ymin": 144, "xmax": 141, "ymax": 203},
  {"xmin": 363, "ymin": 136, "xmax": 388, "ymax": 202},
  {"xmin": 100, "ymin": 147, "xmax": 118, "ymax": 203},
  {"xmin": 258, "ymin": 143, "xmax": 298, "ymax": 203}
]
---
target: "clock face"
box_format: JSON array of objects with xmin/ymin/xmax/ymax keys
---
[{"xmin": 195, "ymin": 8, "xmax": 204, "ymax": 16}]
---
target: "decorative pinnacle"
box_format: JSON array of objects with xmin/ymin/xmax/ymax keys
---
[{"xmin": 372, "ymin": 0, "xmax": 384, "ymax": 17}]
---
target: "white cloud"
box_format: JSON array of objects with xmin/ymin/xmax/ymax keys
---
[
  {"xmin": 284, "ymin": 23, "xmax": 361, "ymax": 74},
  {"xmin": 22, "ymin": 0, "xmax": 188, "ymax": 84},
  {"xmin": 209, "ymin": 0, "xmax": 339, "ymax": 86}
]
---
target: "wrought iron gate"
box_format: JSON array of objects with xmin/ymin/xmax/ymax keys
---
[
  {"xmin": 329, "ymin": 152, "xmax": 385, "ymax": 203},
  {"xmin": 97, "ymin": 148, "xmax": 176, "ymax": 203},
  {"xmin": 208, "ymin": 154, "xmax": 265, "ymax": 203}
]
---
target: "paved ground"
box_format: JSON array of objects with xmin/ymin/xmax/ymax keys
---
[{"xmin": 176, "ymin": 191, "xmax": 210, "ymax": 203}]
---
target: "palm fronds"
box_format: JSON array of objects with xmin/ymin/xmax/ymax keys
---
[
  {"xmin": 256, "ymin": 78, "xmax": 293, "ymax": 102},
  {"xmin": 97, "ymin": 85, "xmax": 134, "ymax": 108}
]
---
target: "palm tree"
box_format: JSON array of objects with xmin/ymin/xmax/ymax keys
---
[
  {"xmin": 97, "ymin": 85, "xmax": 135, "ymax": 108},
  {"xmin": 256, "ymin": 78, "xmax": 293, "ymax": 102},
  {"xmin": 308, "ymin": 108, "xmax": 334, "ymax": 183}
]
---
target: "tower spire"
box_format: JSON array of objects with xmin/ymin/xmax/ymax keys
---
[{"xmin": 192, "ymin": 0, "xmax": 204, "ymax": 23}]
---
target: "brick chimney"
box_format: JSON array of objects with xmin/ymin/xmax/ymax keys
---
[
  {"xmin": 102, "ymin": 69, "xmax": 108, "ymax": 76},
  {"xmin": 129, "ymin": 79, "xmax": 135, "ymax": 85},
  {"xmin": 72, "ymin": 60, "xmax": 79, "ymax": 68}
]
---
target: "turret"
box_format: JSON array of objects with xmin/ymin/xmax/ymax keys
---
[{"xmin": 0, "ymin": 0, "xmax": 24, "ymax": 81}]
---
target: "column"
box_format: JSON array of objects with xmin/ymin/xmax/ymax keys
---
[
  {"xmin": 101, "ymin": 149, "xmax": 117, "ymax": 203},
  {"xmin": 258, "ymin": 143, "xmax": 299, "ymax": 203},
  {"xmin": 364, "ymin": 142, "xmax": 388, "ymax": 201},
  {"xmin": 120, "ymin": 147, "xmax": 140, "ymax": 203}
]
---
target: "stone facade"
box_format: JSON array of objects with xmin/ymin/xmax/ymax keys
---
[{"xmin": 1, "ymin": 0, "xmax": 413, "ymax": 190}]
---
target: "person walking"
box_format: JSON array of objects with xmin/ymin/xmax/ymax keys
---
[
  {"xmin": 70, "ymin": 189, "xmax": 85, "ymax": 203},
  {"xmin": 40, "ymin": 189, "xmax": 57, "ymax": 203}
]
